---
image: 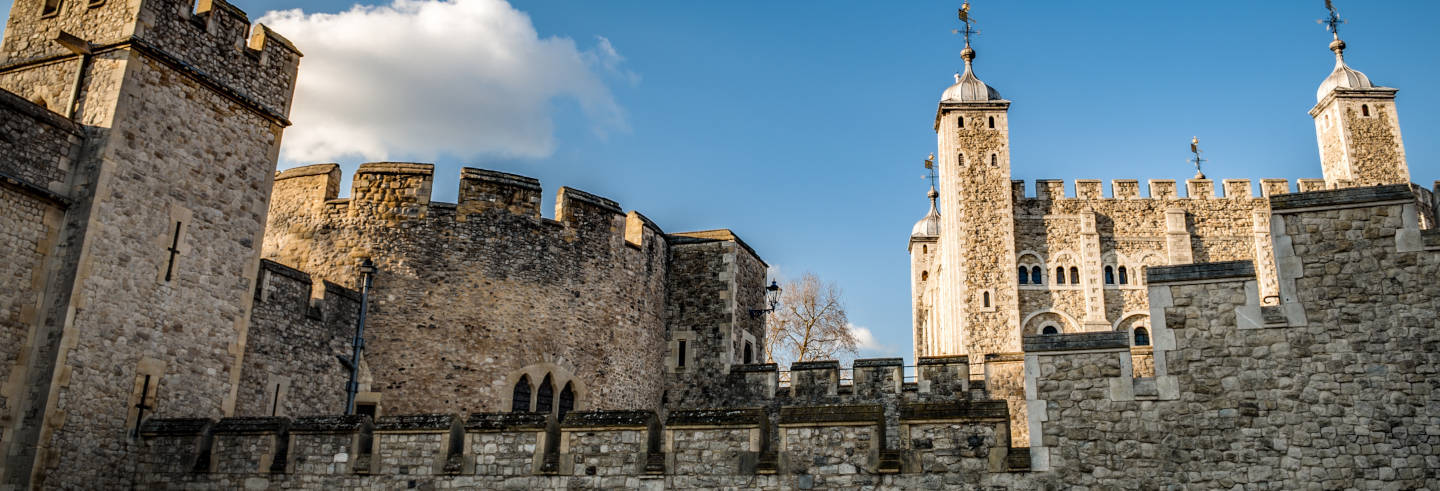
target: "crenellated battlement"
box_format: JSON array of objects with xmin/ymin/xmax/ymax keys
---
[
  {"xmin": 1010, "ymin": 177, "xmax": 1330, "ymax": 201},
  {"xmin": 1, "ymin": 0, "xmax": 302, "ymax": 120},
  {"xmin": 271, "ymin": 162, "xmax": 664, "ymax": 250}
]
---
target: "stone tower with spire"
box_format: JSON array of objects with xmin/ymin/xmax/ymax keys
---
[
  {"xmin": 928, "ymin": 22, "xmax": 1020, "ymax": 363},
  {"xmin": 909, "ymin": 187, "xmax": 940, "ymax": 360},
  {"xmin": 1310, "ymin": 11, "xmax": 1410, "ymax": 188}
]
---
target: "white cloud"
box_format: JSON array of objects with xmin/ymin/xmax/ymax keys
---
[
  {"xmin": 259, "ymin": 0, "xmax": 629, "ymax": 163},
  {"xmin": 848, "ymin": 324, "xmax": 894, "ymax": 355}
]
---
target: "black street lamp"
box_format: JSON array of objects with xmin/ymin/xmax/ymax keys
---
[
  {"xmin": 343, "ymin": 258, "xmax": 377, "ymax": 415},
  {"xmin": 749, "ymin": 280, "xmax": 782, "ymax": 318}
]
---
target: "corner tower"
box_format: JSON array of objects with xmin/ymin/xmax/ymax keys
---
[
  {"xmin": 909, "ymin": 187, "xmax": 940, "ymax": 360},
  {"xmin": 931, "ymin": 17, "xmax": 1019, "ymax": 362},
  {"xmin": 1309, "ymin": 12, "xmax": 1409, "ymax": 188}
]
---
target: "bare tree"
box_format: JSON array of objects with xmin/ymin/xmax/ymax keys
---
[{"xmin": 764, "ymin": 272, "xmax": 857, "ymax": 367}]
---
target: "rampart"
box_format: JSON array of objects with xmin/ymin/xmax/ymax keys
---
[
  {"xmin": 261, "ymin": 163, "xmax": 766, "ymax": 417},
  {"xmin": 144, "ymin": 184, "xmax": 1440, "ymax": 488}
]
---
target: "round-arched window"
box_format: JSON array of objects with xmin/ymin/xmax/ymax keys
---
[
  {"xmin": 1134, "ymin": 326, "xmax": 1150, "ymax": 346},
  {"xmin": 1041, "ymin": 325, "xmax": 1059, "ymax": 335}
]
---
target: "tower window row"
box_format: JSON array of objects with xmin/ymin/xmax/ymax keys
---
[{"xmin": 956, "ymin": 116, "xmax": 997, "ymax": 129}]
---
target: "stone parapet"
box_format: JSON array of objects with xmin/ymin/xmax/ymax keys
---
[
  {"xmin": 1010, "ymin": 178, "xmax": 1309, "ymax": 200},
  {"xmin": 1021, "ymin": 332, "xmax": 1130, "ymax": 352},
  {"xmin": 1145, "ymin": 260, "xmax": 1255, "ymax": 285}
]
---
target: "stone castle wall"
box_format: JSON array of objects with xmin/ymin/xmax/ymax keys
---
[
  {"xmin": 261, "ymin": 163, "xmax": 766, "ymax": 416},
  {"xmin": 235, "ymin": 260, "xmax": 360, "ymax": 418},
  {"xmin": 0, "ymin": 0, "xmax": 300, "ymax": 487}
]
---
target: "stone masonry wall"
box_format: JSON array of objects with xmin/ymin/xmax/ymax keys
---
[
  {"xmin": 262, "ymin": 164, "xmax": 671, "ymax": 415},
  {"xmin": 235, "ymin": 260, "xmax": 359, "ymax": 418},
  {"xmin": 663, "ymin": 232, "xmax": 768, "ymax": 408},
  {"xmin": 1024, "ymin": 187, "xmax": 1440, "ymax": 488},
  {"xmin": 0, "ymin": 89, "xmax": 78, "ymax": 192}
]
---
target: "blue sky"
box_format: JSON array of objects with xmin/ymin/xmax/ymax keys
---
[{"xmin": 4, "ymin": 1, "xmax": 1437, "ymax": 361}]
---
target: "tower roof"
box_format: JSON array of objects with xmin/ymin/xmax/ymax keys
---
[
  {"xmin": 941, "ymin": 47, "xmax": 1002, "ymax": 103},
  {"xmin": 1316, "ymin": 38, "xmax": 1376, "ymax": 102},
  {"xmin": 911, "ymin": 187, "xmax": 942, "ymax": 238}
]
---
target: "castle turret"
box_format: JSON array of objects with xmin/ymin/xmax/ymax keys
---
[
  {"xmin": 930, "ymin": 23, "xmax": 1019, "ymax": 363},
  {"xmin": 909, "ymin": 188, "xmax": 941, "ymax": 360},
  {"xmin": 1310, "ymin": 25, "xmax": 1409, "ymax": 188}
]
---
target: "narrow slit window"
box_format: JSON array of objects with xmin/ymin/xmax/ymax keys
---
[
  {"xmin": 1118, "ymin": 266, "xmax": 1129, "ymax": 285},
  {"xmin": 1104, "ymin": 266, "xmax": 1115, "ymax": 285},
  {"xmin": 677, "ymin": 340, "xmax": 687, "ymax": 368},
  {"xmin": 42, "ymin": 0, "xmax": 63, "ymax": 17},
  {"xmin": 957, "ymin": 153, "xmax": 965, "ymax": 167},
  {"xmin": 982, "ymin": 291, "xmax": 991, "ymax": 308},
  {"xmin": 1069, "ymin": 267, "xmax": 1079, "ymax": 284},
  {"xmin": 957, "ymin": 116, "xmax": 964, "ymax": 128},
  {"xmin": 990, "ymin": 153, "xmax": 997, "ymax": 166},
  {"xmin": 920, "ymin": 271, "xmax": 929, "ymax": 281},
  {"xmin": 511, "ymin": 375, "xmax": 532, "ymax": 412},
  {"xmin": 536, "ymin": 375, "xmax": 554, "ymax": 413},
  {"xmin": 164, "ymin": 221, "xmax": 183, "ymax": 282},
  {"xmin": 270, "ymin": 383, "xmax": 283, "ymax": 416},
  {"xmin": 988, "ymin": 116, "xmax": 995, "ymax": 128},
  {"xmin": 743, "ymin": 341, "xmax": 754, "ymax": 364},
  {"xmin": 1361, "ymin": 104, "xmax": 1370, "ymax": 117},
  {"xmin": 1055, "ymin": 267, "xmax": 1066, "ymax": 284},
  {"xmin": 130, "ymin": 374, "xmax": 158, "ymax": 437}
]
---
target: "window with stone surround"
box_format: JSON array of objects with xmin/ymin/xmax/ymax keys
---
[
  {"xmin": 1018, "ymin": 254, "xmax": 1045, "ymax": 286},
  {"xmin": 677, "ymin": 340, "xmax": 687, "ymax": 368},
  {"xmin": 988, "ymin": 116, "xmax": 995, "ymax": 128},
  {"xmin": 744, "ymin": 341, "xmax": 754, "ymax": 364},
  {"xmin": 982, "ymin": 291, "xmax": 991, "ymax": 308},
  {"xmin": 1105, "ymin": 266, "xmax": 1115, "ymax": 284},
  {"xmin": 957, "ymin": 152, "xmax": 965, "ymax": 167},
  {"xmin": 1134, "ymin": 327, "xmax": 1150, "ymax": 346},
  {"xmin": 1118, "ymin": 266, "xmax": 1128, "ymax": 285},
  {"xmin": 1069, "ymin": 267, "xmax": 1079, "ymax": 285},
  {"xmin": 1031, "ymin": 266, "xmax": 1042, "ymax": 285},
  {"xmin": 1018, "ymin": 266, "xmax": 1029, "ymax": 284},
  {"xmin": 958, "ymin": 116, "xmax": 964, "ymax": 128},
  {"xmin": 1361, "ymin": 104, "xmax": 1370, "ymax": 117},
  {"xmin": 559, "ymin": 383, "xmax": 575, "ymax": 419},
  {"xmin": 1055, "ymin": 267, "xmax": 1065, "ymax": 284},
  {"xmin": 511, "ymin": 375, "xmax": 532, "ymax": 412},
  {"xmin": 1041, "ymin": 325, "xmax": 1058, "ymax": 335},
  {"xmin": 536, "ymin": 375, "xmax": 554, "ymax": 413}
]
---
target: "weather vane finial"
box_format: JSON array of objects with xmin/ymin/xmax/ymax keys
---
[
  {"xmin": 956, "ymin": 1, "xmax": 977, "ymax": 48},
  {"xmin": 1189, "ymin": 136, "xmax": 1207, "ymax": 180},
  {"xmin": 1321, "ymin": 0, "xmax": 1345, "ymax": 40}
]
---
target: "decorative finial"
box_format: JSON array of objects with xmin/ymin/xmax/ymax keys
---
[
  {"xmin": 1320, "ymin": 0, "xmax": 1347, "ymax": 60},
  {"xmin": 1189, "ymin": 136, "xmax": 1207, "ymax": 180},
  {"xmin": 922, "ymin": 153, "xmax": 940, "ymax": 211},
  {"xmin": 952, "ymin": 1, "xmax": 979, "ymax": 67}
]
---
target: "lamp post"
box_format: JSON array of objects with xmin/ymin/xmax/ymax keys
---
[
  {"xmin": 749, "ymin": 280, "xmax": 782, "ymax": 318},
  {"xmin": 343, "ymin": 258, "xmax": 377, "ymax": 415}
]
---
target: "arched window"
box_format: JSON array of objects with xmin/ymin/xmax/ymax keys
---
[
  {"xmin": 988, "ymin": 116, "xmax": 995, "ymax": 128},
  {"xmin": 536, "ymin": 375, "xmax": 554, "ymax": 413},
  {"xmin": 1104, "ymin": 266, "xmax": 1115, "ymax": 285},
  {"xmin": 990, "ymin": 153, "xmax": 997, "ymax": 166},
  {"xmin": 1042, "ymin": 325, "xmax": 1059, "ymax": 335},
  {"xmin": 743, "ymin": 341, "xmax": 754, "ymax": 364},
  {"xmin": 921, "ymin": 271, "xmax": 929, "ymax": 281},
  {"xmin": 1069, "ymin": 267, "xmax": 1080, "ymax": 284},
  {"xmin": 1030, "ymin": 266, "xmax": 1042, "ymax": 285},
  {"xmin": 1018, "ymin": 266, "xmax": 1029, "ymax": 284},
  {"xmin": 958, "ymin": 116, "xmax": 964, "ymax": 128},
  {"xmin": 511, "ymin": 375, "xmax": 532, "ymax": 412},
  {"xmin": 957, "ymin": 152, "xmax": 965, "ymax": 166},
  {"xmin": 558, "ymin": 382, "xmax": 575, "ymax": 419},
  {"xmin": 1361, "ymin": 104, "xmax": 1370, "ymax": 117},
  {"xmin": 1055, "ymin": 267, "xmax": 1066, "ymax": 284},
  {"xmin": 922, "ymin": 244, "xmax": 927, "ymax": 253},
  {"xmin": 1134, "ymin": 327, "xmax": 1150, "ymax": 346},
  {"xmin": 1118, "ymin": 266, "xmax": 1128, "ymax": 285},
  {"xmin": 982, "ymin": 291, "xmax": 991, "ymax": 307}
]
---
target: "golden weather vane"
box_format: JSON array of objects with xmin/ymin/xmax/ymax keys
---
[
  {"xmin": 1319, "ymin": 0, "xmax": 1345, "ymax": 39},
  {"xmin": 923, "ymin": 153, "xmax": 938, "ymax": 189},
  {"xmin": 952, "ymin": 1, "xmax": 979, "ymax": 47}
]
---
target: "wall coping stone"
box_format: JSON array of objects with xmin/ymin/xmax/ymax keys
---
[
  {"xmin": 729, "ymin": 363, "xmax": 779, "ymax": 373},
  {"xmin": 139, "ymin": 418, "xmax": 214, "ymax": 437},
  {"xmin": 1146, "ymin": 260, "xmax": 1255, "ymax": 285},
  {"xmin": 666, "ymin": 408, "xmax": 765, "ymax": 427},
  {"xmin": 916, "ymin": 355, "xmax": 969, "ymax": 366},
  {"xmin": 790, "ymin": 360, "xmax": 840, "ymax": 371},
  {"xmin": 666, "ymin": 229, "xmax": 767, "ymax": 268},
  {"xmin": 356, "ymin": 162, "xmax": 434, "ymax": 176},
  {"xmin": 779, "ymin": 404, "xmax": 882, "ymax": 425},
  {"xmin": 212, "ymin": 417, "xmax": 289, "ymax": 435},
  {"xmin": 899, "ymin": 401, "xmax": 1009, "ymax": 422},
  {"xmin": 373, "ymin": 414, "xmax": 457, "ymax": 432},
  {"xmin": 290, "ymin": 415, "xmax": 372, "ymax": 434},
  {"xmin": 1269, "ymin": 184, "xmax": 1415, "ymax": 212},
  {"xmin": 322, "ymin": 280, "xmax": 361, "ymax": 302},
  {"xmin": 1023, "ymin": 332, "xmax": 1130, "ymax": 353},
  {"xmin": 558, "ymin": 186, "xmax": 623, "ymax": 214},
  {"xmin": 274, "ymin": 163, "xmax": 338, "ymax": 181},
  {"xmin": 0, "ymin": 86, "xmax": 81, "ymax": 133},
  {"xmin": 259, "ymin": 259, "xmax": 312, "ymax": 284},
  {"xmin": 459, "ymin": 167, "xmax": 541, "ymax": 191},
  {"xmin": 465, "ymin": 412, "xmax": 548, "ymax": 432},
  {"xmin": 560, "ymin": 410, "xmax": 655, "ymax": 429},
  {"xmin": 853, "ymin": 358, "xmax": 903, "ymax": 368}
]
